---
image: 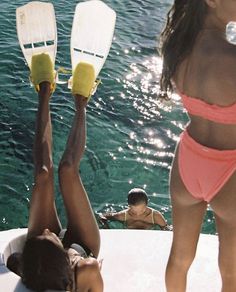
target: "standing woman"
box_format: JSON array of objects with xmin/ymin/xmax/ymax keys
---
[{"xmin": 160, "ymin": 1, "xmax": 236, "ymax": 292}]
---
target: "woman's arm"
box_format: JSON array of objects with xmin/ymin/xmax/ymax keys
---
[
  {"xmin": 153, "ymin": 211, "xmax": 172, "ymax": 230},
  {"xmin": 98, "ymin": 210, "xmax": 126, "ymax": 222}
]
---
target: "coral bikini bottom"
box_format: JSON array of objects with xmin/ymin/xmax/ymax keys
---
[{"xmin": 178, "ymin": 130, "xmax": 236, "ymax": 202}]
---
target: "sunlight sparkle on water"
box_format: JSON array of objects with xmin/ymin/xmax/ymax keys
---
[
  {"xmin": 137, "ymin": 146, "xmax": 151, "ymax": 155},
  {"xmin": 94, "ymin": 101, "xmax": 103, "ymax": 110},
  {"xmin": 148, "ymin": 130, "xmax": 154, "ymax": 136},
  {"xmin": 149, "ymin": 138, "xmax": 164, "ymax": 148},
  {"xmin": 154, "ymin": 151, "xmax": 173, "ymax": 159},
  {"xmin": 125, "ymin": 80, "xmax": 139, "ymax": 91},
  {"xmin": 127, "ymin": 143, "xmax": 134, "ymax": 150},
  {"xmin": 140, "ymin": 72, "xmax": 153, "ymax": 93},
  {"xmin": 166, "ymin": 129, "xmax": 180, "ymax": 142},
  {"xmin": 120, "ymin": 92, "xmax": 126, "ymax": 99},
  {"xmin": 109, "ymin": 152, "xmax": 117, "ymax": 160},
  {"xmin": 172, "ymin": 93, "xmax": 181, "ymax": 102},
  {"xmin": 136, "ymin": 157, "xmax": 156, "ymax": 166},
  {"xmin": 129, "ymin": 132, "xmax": 137, "ymax": 140},
  {"xmin": 171, "ymin": 121, "xmax": 185, "ymax": 131},
  {"xmin": 123, "ymin": 56, "xmax": 175, "ymax": 123}
]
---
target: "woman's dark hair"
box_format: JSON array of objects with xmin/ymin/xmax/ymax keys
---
[
  {"xmin": 22, "ymin": 237, "xmax": 73, "ymax": 291},
  {"xmin": 7, "ymin": 252, "xmax": 22, "ymax": 276},
  {"xmin": 128, "ymin": 188, "xmax": 148, "ymax": 205},
  {"xmin": 159, "ymin": 0, "xmax": 207, "ymax": 95}
]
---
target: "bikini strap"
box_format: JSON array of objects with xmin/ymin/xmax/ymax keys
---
[
  {"xmin": 124, "ymin": 210, "xmax": 127, "ymax": 222},
  {"xmin": 151, "ymin": 209, "xmax": 155, "ymax": 225}
]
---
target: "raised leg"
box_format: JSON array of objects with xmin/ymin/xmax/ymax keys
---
[
  {"xmin": 27, "ymin": 82, "xmax": 61, "ymax": 238},
  {"xmin": 210, "ymin": 171, "xmax": 236, "ymax": 292},
  {"xmin": 58, "ymin": 95, "xmax": 100, "ymax": 257},
  {"xmin": 166, "ymin": 148, "xmax": 207, "ymax": 292}
]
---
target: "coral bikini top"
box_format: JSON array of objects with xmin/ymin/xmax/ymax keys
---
[{"xmin": 180, "ymin": 92, "xmax": 236, "ymax": 124}]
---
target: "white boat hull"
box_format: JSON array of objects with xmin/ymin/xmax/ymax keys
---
[{"xmin": 0, "ymin": 229, "xmax": 221, "ymax": 291}]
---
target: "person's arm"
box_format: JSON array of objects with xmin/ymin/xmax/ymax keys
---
[
  {"xmin": 76, "ymin": 258, "xmax": 103, "ymax": 292},
  {"xmin": 98, "ymin": 210, "xmax": 126, "ymax": 222},
  {"xmin": 153, "ymin": 210, "xmax": 172, "ymax": 230}
]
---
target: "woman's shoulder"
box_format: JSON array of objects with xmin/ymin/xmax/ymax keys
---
[
  {"xmin": 75, "ymin": 258, "xmax": 103, "ymax": 290},
  {"xmin": 204, "ymin": 35, "xmax": 236, "ymax": 68},
  {"xmin": 210, "ymin": 41, "xmax": 236, "ymax": 101},
  {"xmin": 189, "ymin": 34, "xmax": 236, "ymax": 102},
  {"xmin": 148, "ymin": 207, "xmax": 160, "ymax": 215}
]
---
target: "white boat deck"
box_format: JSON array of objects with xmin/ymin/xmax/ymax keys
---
[{"xmin": 0, "ymin": 229, "xmax": 221, "ymax": 292}]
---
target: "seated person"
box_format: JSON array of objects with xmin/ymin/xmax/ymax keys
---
[{"xmin": 99, "ymin": 188, "xmax": 172, "ymax": 230}]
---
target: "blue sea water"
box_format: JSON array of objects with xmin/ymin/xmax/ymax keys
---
[{"xmin": 0, "ymin": 0, "xmax": 216, "ymax": 233}]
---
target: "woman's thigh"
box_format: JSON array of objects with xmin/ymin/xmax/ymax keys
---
[
  {"xmin": 210, "ymin": 170, "xmax": 236, "ymax": 222},
  {"xmin": 210, "ymin": 171, "xmax": 236, "ymax": 284},
  {"xmin": 27, "ymin": 170, "xmax": 61, "ymax": 238},
  {"xmin": 59, "ymin": 165, "xmax": 100, "ymax": 257},
  {"xmin": 169, "ymin": 146, "xmax": 207, "ymax": 258}
]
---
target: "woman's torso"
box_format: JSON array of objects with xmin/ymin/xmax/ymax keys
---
[
  {"xmin": 124, "ymin": 208, "xmax": 155, "ymax": 229},
  {"xmin": 174, "ymin": 30, "xmax": 236, "ymax": 150}
]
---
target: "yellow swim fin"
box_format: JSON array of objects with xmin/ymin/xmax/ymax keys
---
[
  {"xmin": 30, "ymin": 53, "xmax": 56, "ymax": 92},
  {"xmin": 71, "ymin": 62, "xmax": 96, "ymax": 99}
]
